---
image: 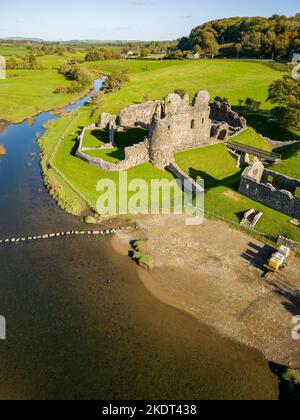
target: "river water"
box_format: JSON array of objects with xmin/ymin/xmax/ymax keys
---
[{"xmin": 0, "ymin": 80, "xmax": 278, "ymax": 400}]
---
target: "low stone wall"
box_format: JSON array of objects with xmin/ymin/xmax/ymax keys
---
[
  {"xmin": 167, "ymin": 162, "xmax": 204, "ymax": 194},
  {"xmin": 76, "ymin": 139, "xmax": 150, "ymax": 171}
]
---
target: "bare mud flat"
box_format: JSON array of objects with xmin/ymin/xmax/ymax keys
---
[{"xmin": 112, "ymin": 215, "xmax": 300, "ymax": 368}]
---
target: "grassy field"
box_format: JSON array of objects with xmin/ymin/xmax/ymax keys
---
[
  {"xmin": 0, "ymin": 45, "xmax": 91, "ymax": 123},
  {"xmin": 0, "ymin": 69, "xmax": 91, "ymax": 123},
  {"xmin": 83, "ymin": 128, "xmax": 148, "ymax": 162},
  {"xmin": 82, "ymin": 129, "xmax": 110, "ymax": 148},
  {"xmin": 87, "ymin": 59, "xmax": 283, "ymax": 116},
  {"xmin": 270, "ymin": 142, "xmax": 300, "ymax": 179},
  {"xmin": 40, "ymin": 113, "xmax": 90, "ymax": 215},
  {"xmin": 229, "ymin": 128, "xmax": 273, "ymax": 152},
  {"xmin": 0, "ymin": 45, "xmax": 27, "ymax": 56},
  {"xmin": 0, "ymin": 57, "xmax": 285, "ymax": 127}
]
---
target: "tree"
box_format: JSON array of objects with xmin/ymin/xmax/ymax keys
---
[
  {"xmin": 245, "ymin": 98, "xmax": 262, "ymax": 111},
  {"xmin": 28, "ymin": 54, "xmax": 38, "ymax": 68},
  {"xmin": 6, "ymin": 57, "xmax": 17, "ymax": 69},
  {"xmin": 177, "ymin": 15, "xmax": 300, "ymax": 59},
  {"xmin": 235, "ymin": 43, "xmax": 242, "ymax": 58},
  {"xmin": 194, "ymin": 44, "xmax": 202, "ymax": 55},
  {"xmin": 202, "ymin": 32, "xmax": 219, "ymax": 58},
  {"xmin": 267, "ymin": 76, "xmax": 300, "ymax": 128},
  {"xmin": 90, "ymin": 91, "xmax": 104, "ymax": 107},
  {"xmin": 103, "ymin": 69, "xmax": 129, "ymax": 93}
]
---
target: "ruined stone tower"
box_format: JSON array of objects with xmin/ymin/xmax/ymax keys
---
[{"xmin": 148, "ymin": 91, "xmax": 212, "ymax": 169}]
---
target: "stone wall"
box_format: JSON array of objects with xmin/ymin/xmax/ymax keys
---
[
  {"xmin": 119, "ymin": 100, "xmax": 162, "ymax": 128},
  {"xmin": 167, "ymin": 162, "xmax": 204, "ymax": 194},
  {"xmin": 239, "ymin": 159, "xmax": 300, "ymax": 219},
  {"xmin": 98, "ymin": 112, "xmax": 117, "ymax": 129},
  {"xmin": 210, "ymin": 101, "xmax": 247, "ymax": 129},
  {"xmin": 76, "ymin": 139, "xmax": 149, "ymax": 172}
]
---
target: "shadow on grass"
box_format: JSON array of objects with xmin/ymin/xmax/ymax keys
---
[
  {"xmin": 280, "ymin": 142, "xmax": 300, "ymax": 160},
  {"xmin": 114, "ymin": 128, "xmax": 148, "ymax": 149},
  {"xmin": 89, "ymin": 129, "xmax": 110, "ymax": 144},
  {"xmin": 106, "ymin": 148, "xmax": 125, "ymax": 161},
  {"xmin": 232, "ymin": 108, "xmax": 300, "ymax": 142},
  {"xmin": 188, "ymin": 168, "xmax": 242, "ymax": 190}
]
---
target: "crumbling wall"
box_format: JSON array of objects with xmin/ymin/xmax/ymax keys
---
[
  {"xmin": 239, "ymin": 160, "xmax": 300, "ymax": 219},
  {"xmin": 119, "ymin": 100, "xmax": 161, "ymax": 128},
  {"xmin": 211, "ymin": 122, "xmax": 230, "ymax": 141},
  {"xmin": 76, "ymin": 140, "xmax": 150, "ymax": 171},
  {"xmin": 210, "ymin": 101, "xmax": 247, "ymax": 129},
  {"xmin": 98, "ymin": 113, "xmax": 117, "ymax": 129}
]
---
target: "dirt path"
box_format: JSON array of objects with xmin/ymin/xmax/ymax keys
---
[{"xmin": 112, "ymin": 215, "xmax": 300, "ymax": 367}]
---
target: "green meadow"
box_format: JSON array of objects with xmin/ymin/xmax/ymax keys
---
[
  {"xmin": 87, "ymin": 59, "xmax": 283, "ymax": 115},
  {"xmin": 270, "ymin": 142, "xmax": 300, "ymax": 180},
  {"xmin": 228, "ymin": 128, "xmax": 273, "ymax": 152},
  {"xmin": 0, "ymin": 56, "xmax": 284, "ymax": 124},
  {"xmin": 0, "ymin": 69, "xmax": 86, "ymax": 123}
]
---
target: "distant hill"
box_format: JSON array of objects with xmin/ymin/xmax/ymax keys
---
[
  {"xmin": 1, "ymin": 37, "xmax": 44, "ymax": 42},
  {"xmin": 177, "ymin": 14, "xmax": 300, "ymax": 59}
]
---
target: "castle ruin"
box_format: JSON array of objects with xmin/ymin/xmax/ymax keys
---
[
  {"xmin": 76, "ymin": 91, "xmax": 246, "ymax": 171},
  {"xmin": 239, "ymin": 158, "xmax": 300, "ymax": 219}
]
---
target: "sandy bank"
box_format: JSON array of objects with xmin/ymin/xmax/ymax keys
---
[{"xmin": 111, "ymin": 215, "xmax": 300, "ymax": 368}]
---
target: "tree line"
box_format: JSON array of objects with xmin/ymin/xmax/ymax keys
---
[{"xmin": 177, "ymin": 14, "xmax": 300, "ymax": 59}]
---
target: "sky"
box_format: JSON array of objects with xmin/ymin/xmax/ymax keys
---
[{"xmin": 1, "ymin": 0, "xmax": 299, "ymax": 41}]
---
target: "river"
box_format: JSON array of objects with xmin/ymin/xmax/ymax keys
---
[{"xmin": 0, "ymin": 80, "xmax": 279, "ymax": 400}]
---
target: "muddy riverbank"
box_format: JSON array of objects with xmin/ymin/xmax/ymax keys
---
[{"xmin": 112, "ymin": 215, "xmax": 300, "ymax": 369}]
